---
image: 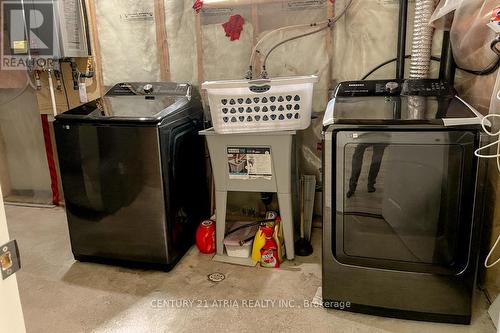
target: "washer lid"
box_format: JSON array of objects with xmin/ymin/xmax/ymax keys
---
[
  {"xmin": 89, "ymin": 95, "xmax": 185, "ymax": 120},
  {"xmin": 57, "ymin": 95, "xmax": 187, "ymax": 122},
  {"xmin": 323, "ymin": 95, "xmax": 484, "ymax": 127},
  {"xmin": 56, "ymin": 82, "xmax": 192, "ymax": 122}
]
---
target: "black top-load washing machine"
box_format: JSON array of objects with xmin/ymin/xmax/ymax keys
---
[
  {"xmin": 54, "ymin": 82, "xmax": 209, "ymax": 271},
  {"xmin": 322, "ymin": 79, "xmax": 488, "ymax": 324}
]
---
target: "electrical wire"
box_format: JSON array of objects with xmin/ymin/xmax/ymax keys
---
[
  {"xmin": 456, "ymin": 57, "xmax": 499, "ymax": 76},
  {"xmin": 361, "ymin": 36, "xmax": 500, "ymax": 80},
  {"xmin": 361, "ymin": 55, "xmax": 498, "ymax": 80},
  {"xmin": 260, "ymin": 0, "xmax": 353, "ymax": 77},
  {"xmin": 492, "ymin": 35, "xmax": 500, "ymax": 57},
  {"xmin": 474, "ymin": 111, "xmax": 500, "ymax": 268},
  {"xmin": 456, "ymin": 36, "xmax": 500, "ymax": 76},
  {"xmin": 360, "ymin": 55, "xmax": 441, "ymax": 80},
  {"xmin": 485, "ymin": 234, "xmax": 500, "ymax": 269},
  {"xmin": 474, "ymin": 114, "xmax": 500, "ymax": 173}
]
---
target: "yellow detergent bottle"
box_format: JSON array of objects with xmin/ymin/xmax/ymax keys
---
[{"xmin": 251, "ymin": 228, "xmax": 266, "ymax": 262}]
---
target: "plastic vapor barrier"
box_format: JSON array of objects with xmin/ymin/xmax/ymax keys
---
[
  {"xmin": 93, "ymin": 0, "xmax": 497, "ymax": 210},
  {"xmin": 450, "ymin": 0, "xmax": 499, "ymax": 113},
  {"xmin": 95, "ymin": 0, "xmax": 161, "ymax": 87}
]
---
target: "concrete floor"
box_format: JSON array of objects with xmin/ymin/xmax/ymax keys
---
[{"xmin": 5, "ymin": 205, "xmax": 496, "ymax": 333}]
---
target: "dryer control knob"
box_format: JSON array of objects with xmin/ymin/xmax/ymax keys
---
[
  {"xmin": 143, "ymin": 84, "xmax": 154, "ymax": 94},
  {"xmin": 385, "ymin": 81, "xmax": 399, "ymax": 93}
]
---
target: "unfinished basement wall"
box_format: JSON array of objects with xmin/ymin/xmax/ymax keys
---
[
  {"xmin": 164, "ymin": 0, "xmax": 198, "ymax": 84},
  {"xmin": 92, "ymin": 1, "xmax": 500, "ymax": 286},
  {"xmin": 93, "ymin": 0, "xmax": 334, "ymax": 188},
  {"xmin": 0, "ymin": 83, "xmax": 52, "ymax": 204},
  {"xmin": 95, "ymin": 0, "xmax": 161, "ymax": 87},
  {"xmin": 91, "ymin": 0, "xmax": 446, "ymax": 212}
]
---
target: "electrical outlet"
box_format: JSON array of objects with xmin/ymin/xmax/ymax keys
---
[{"xmin": 0, "ymin": 240, "xmax": 21, "ymax": 280}]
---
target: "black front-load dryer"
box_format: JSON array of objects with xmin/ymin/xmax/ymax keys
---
[
  {"xmin": 54, "ymin": 82, "xmax": 209, "ymax": 271},
  {"xmin": 321, "ymin": 79, "xmax": 488, "ymax": 324}
]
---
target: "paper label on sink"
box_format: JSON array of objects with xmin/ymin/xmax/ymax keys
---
[{"xmin": 227, "ymin": 147, "xmax": 272, "ymax": 180}]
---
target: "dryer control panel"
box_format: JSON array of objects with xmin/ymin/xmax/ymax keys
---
[
  {"xmin": 401, "ymin": 80, "xmax": 455, "ymax": 96},
  {"xmin": 335, "ymin": 79, "xmax": 455, "ymax": 97},
  {"xmin": 335, "ymin": 80, "xmax": 403, "ymax": 97}
]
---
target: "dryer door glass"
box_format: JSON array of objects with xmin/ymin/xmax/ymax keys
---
[{"xmin": 334, "ymin": 131, "xmax": 476, "ymax": 274}]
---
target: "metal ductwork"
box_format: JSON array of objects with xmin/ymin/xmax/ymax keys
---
[
  {"xmin": 409, "ymin": 0, "xmax": 435, "ymax": 119},
  {"xmin": 409, "ymin": 0, "xmax": 435, "ymax": 79}
]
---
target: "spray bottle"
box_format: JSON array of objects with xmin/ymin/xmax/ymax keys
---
[{"xmin": 260, "ymin": 226, "xmax": 280, "ymax": 268}]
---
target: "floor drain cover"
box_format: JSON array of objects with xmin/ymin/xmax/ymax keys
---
[{"xmin": 208, "ymin": 272, "xmax": 225, "ymax": 282}]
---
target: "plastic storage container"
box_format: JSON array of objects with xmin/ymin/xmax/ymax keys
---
[
  {"xmin": 224, "ymin": 222, "xmax": 259, "ymax": 258},
  {"xmin": 202, "ymin": 75, "xmax": 318, "ymax": 134}
]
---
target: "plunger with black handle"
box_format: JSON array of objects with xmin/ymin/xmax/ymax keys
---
[{"xmin": 295, "ymin": 176, "xmax": 313, "ymax": 256}]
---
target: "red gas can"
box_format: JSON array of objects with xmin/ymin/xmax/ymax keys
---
[{"xmin": 196, "ymin": 220, "xmax": 216, "ymax": 254}]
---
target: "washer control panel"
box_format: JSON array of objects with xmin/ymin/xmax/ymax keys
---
[{"xmin": 108, "ymin": 82, "xmax": 191, "ymax": 97}]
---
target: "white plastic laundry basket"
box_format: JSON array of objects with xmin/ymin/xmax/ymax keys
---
[{"xmin": 202, "ymin": 75, "xmax": 318, "ymax": 134}]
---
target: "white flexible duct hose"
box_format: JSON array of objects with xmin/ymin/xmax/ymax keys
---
[
  {"xmin": 408, "ymin": 0, "xmax": 435, "ymax": 119},
  {"xmin": 409, "ymin": 0, "xmax": 435, "ymax": 79}
]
